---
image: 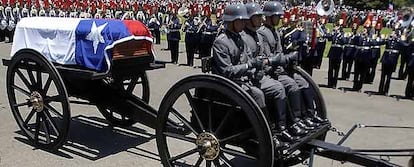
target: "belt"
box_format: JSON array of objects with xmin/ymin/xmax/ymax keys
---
[
  {"xmin": 371, "ymin": 46, "xmax": 381, "ymax": 49},
  {"xmin": 345, "ymin": 44, "xmax": 356, "ymax": 47},
  {"xmin": 331, "ymin": 44, "xmax": 342, "ymax": 48},
  {"xmin": 148, "ymin": 28, "xmax": 155, "ymax": 31},
  {"xmin": 357, "ymin": 46, "xmax": 370, "ymax": 50},
  {"xmin": 385, "ymin": 49, "xmax": 399, "ymax": 53},
  {"xmin": 186, "ymin": 31, "xmax": 196, "ymax": 33},
  {"xmin": 202, "ymin": 32, "xmax": 216, "ymax": 35},
  {"xmin": 169, "ymin": 29, "xmax": 180, "ymax": 32}
]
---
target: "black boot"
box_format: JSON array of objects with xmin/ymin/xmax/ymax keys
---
[
  {"xmin": 278, "ymin": 126, "xmax": 299, "ymax": 142},
  {"xmin": 272, "ymin": 135, "xmax": 290, "ymax": 149},
  {"xmin": 301, "ymin": 87, "xmax": 316, "ymax": 118},
  {"xmin": 311, "ymin": 114, "xmax": 329, "ymax": 124},
  {"xmin": 294, "ymin": 118, "xmax": 315, "ymax": 130},
  {"xmin": 288, "ymin": 90, "xmax": 304, "ymax": 119},
  {"xmin": 290, "ymin": 122, "xmax": 308, "ymax": 136},
  {"xmin": 303, "ymin": 118, "xmax": 320, "ymax": 127},
  {"xmin": 261, "ymin": 107, "xmax": 272, "ymax": 125}
]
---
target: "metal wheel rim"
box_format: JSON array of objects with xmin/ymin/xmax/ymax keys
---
[
  {"xmin": 97, "ymin": 71, "xmax": 150, "ymax": 127},
  {"xmin": 156, "ymin": 74, "xmax": 274, "ymax": 167}
]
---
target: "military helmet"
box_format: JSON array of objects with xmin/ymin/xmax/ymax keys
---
[
  {"xmin": 263, "ymin": 1, "xmax": 284, "ymax": 17},
  {"xmin": 222, "ymin": 4, "xmax": 249, "ymax": 22},
  {"xmin": 245, "ymin": 3, "xmax": 263, "ymax": 18}
]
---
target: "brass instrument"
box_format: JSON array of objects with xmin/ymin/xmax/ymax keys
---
[
  {"xmin": 196, "ymin": 17, "xmax": 207, "ymax": 33},
  {"xmin": 316, "ymin": 0, "xmax": 334, "ymax": 16}
]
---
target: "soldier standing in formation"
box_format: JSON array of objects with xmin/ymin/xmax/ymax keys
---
[
  {"xmin": 353, "ymin": 28, "xmax": 372, "ymax": 91},
  {"xmin": 148, "ymin": 14, "xmax": 161, "ymax": 44},
  {"xmin": 291, "ymin": 21, "xmax": 311, "ymax": 75},
  {"xmin": 406, "ymin": 42, "xmax": 414, "ymax": 99},
  {"xmin": 182, "ymin": 15, "xmax": 199, "ymax": 67},
  {"xmin": 199, "ymin": 15, "xmax": 219, "ymax": 59},
  {"xmin": 367, "ymin": 33, "xmax": 382, "ymax": 84},
  {"xmin": 341, "ymin": 32, "xmax": 357, "ymax": 80},
  {"xmin": 326, "ymin": 24, "xmax": 344, "ymax": 88},
  {"xmin": 168, "ymin": 13, "xmax": 181, "ymax": 64},
  {"xmin": 378, "ymin": 31, "xmax": 400, "ymax": 95},
  {"xmin": 398, "ymin": 28, "xmax": 411, "ymax": 80}
]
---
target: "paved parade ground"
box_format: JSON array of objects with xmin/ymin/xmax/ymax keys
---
[{"xmin": 0, "ymin": 41, "xmax": 413, "ymax": 167}]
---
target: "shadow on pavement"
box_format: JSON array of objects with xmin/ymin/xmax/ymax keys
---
[{"xmin": 14, "ymin": 115, "xmax": 156, "ymax": 161}]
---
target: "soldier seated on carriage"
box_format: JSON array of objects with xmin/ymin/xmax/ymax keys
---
[
  {"xmin": 211, "ymin": 4, "xmax": 328, "ymax": 148},
  {"xmin": 257, "ymin": 1, "xmax": 328, "ymax": 136}
]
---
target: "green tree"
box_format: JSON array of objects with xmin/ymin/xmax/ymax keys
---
[
  {"xmin": 344, "ymin": 0, "xmax": 388, "ymax": 10},
  {"xmin": 344, "ymin": 0, "xmax": 414, "ymax": 10}
]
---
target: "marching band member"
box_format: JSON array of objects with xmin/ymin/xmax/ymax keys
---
[
  {"xmin": 315, "ymin": 17, "xmax": 327, "ymax": 69},
  {"xmin": 5, "ymin": 5, "xmax": 15, "ymax": 43},
  {"xmin": 0, "ymin": 5, "xmax": 6, "ymax": 42}
]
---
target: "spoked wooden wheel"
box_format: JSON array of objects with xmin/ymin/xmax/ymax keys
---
[
  {"xmin": 157, "ymin": 74, "xmax": 274, "ymax": 167},
  {"xmin": 6, "ymin": 49, "xmax": 70, "ymax": 150},
  {"xmin": 282, "ymin": 66, "xmax": 328, "ymax": 166},
  {"xmin": 97, "ymin": 72, "xmax": 149, "ymax": 127}
]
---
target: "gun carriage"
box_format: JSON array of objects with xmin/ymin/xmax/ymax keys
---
[{"xmin": 2, "ymin": 17, "xmax": 413, "ymax": 167}]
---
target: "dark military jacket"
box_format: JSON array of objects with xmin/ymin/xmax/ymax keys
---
[
  {"xmin": 381, "ymin": 37, "xmax": 401, "ymax": 71},
  {"xmin": 354, "ymin": 34, "xmax": 373, "ymax": 64},
  {"xmin": 167, "ymin": 16, "xmax": 181, "ymax": 41},
  {"xmin": 327, "ymin": 31, "xmax": 345, "ymax": 60}
]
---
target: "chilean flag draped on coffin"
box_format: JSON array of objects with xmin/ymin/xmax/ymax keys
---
[{"xmin": 11, "ymin": 17, "xmax": 153, "ymax": 72}]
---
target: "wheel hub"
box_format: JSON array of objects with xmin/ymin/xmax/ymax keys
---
[
  {"xmin": 196, "ymin": 132, "xmax": 220, "ymax": 160},
  {"xmin": 30, "ymin": 91, "xmax": 44, "ymax": 112}
]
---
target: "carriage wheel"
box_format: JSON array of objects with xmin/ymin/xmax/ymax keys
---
[
  {"xmin": 97, "ymin": 72, "xmax": 150, "ymax": 127},
  {"xmin": 6, "ymin": 49, "xmax": 70, "ymax": 150},
  {"xmin": 282, "ymin": 66, "xmax": 328, "ymax": 166},
  {"xmin": 122, "ymin": 72, "xmax": 150, "ymax": 103},
  {"xmin": 156, "ymin": 74, "xmax": 274, "ymax": 167}
]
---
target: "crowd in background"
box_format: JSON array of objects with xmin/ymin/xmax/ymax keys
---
[{"xmin": 0, "ymin": 0, "xmax": 413, "ymax": 99}]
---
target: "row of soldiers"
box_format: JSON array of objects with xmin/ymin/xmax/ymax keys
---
[
  {"xmin": 155, "ymin": 3, "xmax": 414, "ymax": 99},
  {"xmin": 323, "ymin": 25, "xmax": 414, "ymax": 98}
]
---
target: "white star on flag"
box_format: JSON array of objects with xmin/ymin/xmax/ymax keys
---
[{"xmin": 86, "ymin": 21, "xmax": 108, "ymax": 54}]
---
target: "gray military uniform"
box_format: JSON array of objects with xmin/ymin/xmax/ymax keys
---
[
  {"xmin": 240, "ymin": 29, "xmax": 286, "ymax": 101},
  {"xmin": 257, "ymin": 26, "xmax": 309, "ymax": 92},
  {"xmin": 212, "ymin": 30, "xmax": 266, "ymax": 108}
]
